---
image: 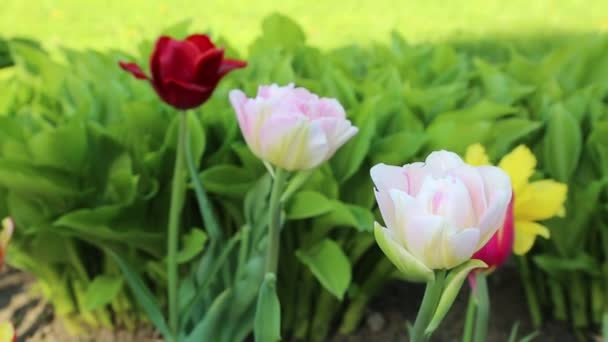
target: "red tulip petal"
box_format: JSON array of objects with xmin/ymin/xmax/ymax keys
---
[
  {"xmin": 186, "ymin": 34, "xmax": 215, "ymax": 52},
  {"xmin": 118, "ymin": 61, "xmax": 149, "ymax": 80},
  {"xmin": 194, "ymin": 48, "xmax": 224, "ymax": 84},
  {"xmin": 150, "ymin": 36, "xmax": 171, "ymax": 86},
  {"xmin": 150, "ymin": 36, "xmax": 198, "ymax": 84},
  {"xmin": 217, "ymin": 58, "xmax": 247, "ymax": 77},
  {"xmin": 159, "ymin": 78, "xmax": 213, "ymax": 110}
]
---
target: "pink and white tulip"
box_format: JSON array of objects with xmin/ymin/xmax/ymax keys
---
[
  {"xmin": 229, "ymin": 84, "xmax": 358, "ymax": 171},
  {"xmin": 371, "ymin": 151, "xmax": 512, "ymax": 280}
]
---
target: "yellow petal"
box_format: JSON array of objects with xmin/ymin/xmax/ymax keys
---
[
  {"xmin": 0, "ymin": 322, "xmax": 14, "ymax": 342},
  {"xmin": 513, "ymin": 220, "xmax": 550, "ymax": 255},
  {"xmin": 515, "ymin": 180, "xmax": 568, "ymax": 222},
  {"xmin": 498, "ymin": 145, "xmax": 536, "ymax": 194},
  {"xmin": 464, "ymin": 143, "xmax": 490, "ymax": 166}
]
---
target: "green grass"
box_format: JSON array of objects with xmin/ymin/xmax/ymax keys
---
[{"xmin": 2, "ymin": 0, "xmax": 608, "ymax": 53}]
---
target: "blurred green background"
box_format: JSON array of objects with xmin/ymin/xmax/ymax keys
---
[{"xmin": 2, "ymin": 0, "xmax": 608, "ymax": 52}]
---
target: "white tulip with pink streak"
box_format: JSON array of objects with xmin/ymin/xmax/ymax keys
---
[
  {"xmin": 230, "ymin": 83, "xmax": 358, "ymax": 171},
  {"xmin": 371, "ymin": 151, "xmax": 512, "ymax": 280}
]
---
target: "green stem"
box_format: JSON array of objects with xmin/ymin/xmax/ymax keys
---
[
  {"xmin": 265, "ymin": 168, "xmax": 288, "ymax": 275},
  {"xmin": 167, "ymin": 113, "xmax": 188, "ymax": 338},
  {"xmin": 462, "ymin": 288, "xmax": 477, "ymax": 342},
  {"xmin": 473, "ymin": 272, "xmax": 489, "ymax": 342},
  {"xmin": 602, "ymin": 312, "xmax": 608, "ymax": 342},
  {"xmin": 517, "ymin": 256, "xmax": 543, "ymax": 327},
  {"xmin": 410, "ymin": 270, "xmax": 446, "ymax": 342},
  {"xmin": 184, "ymin": 116, "xmax": 222, "ymax": 242}
]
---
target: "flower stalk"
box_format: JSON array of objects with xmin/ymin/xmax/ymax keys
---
[
  {"xmin": 473, "ymin": 271, "xmax": 490, "ymax": 342},
  {"xmin": 167, "ymin": 113, "xmax": 188, "ymax": 338},
  {"xmin": 410, "ymin": 270, "xmax": 446, "ymax": 342},
  {"xmin": 265, "ymin": 168, "xmax": 288, "ymax": 275}
]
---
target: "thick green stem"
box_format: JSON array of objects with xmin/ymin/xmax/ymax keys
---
[
  {"xmin": 473, "ymin": 272, "xmax": 489, "ymax": 342},
  {"xmin": 410, "ymin": 270, "xmax": 446, "ymax": 342},
  {"xmin": 265, "ymin": 168, "xmax": 288, "ymax": 275},
  {"xmin": 167, "ymin": 113, "xmax": 188, "ymax": 338},
  {"xmin": 462, "ymin": 288, "xmax": 477, "ymax": 342}
]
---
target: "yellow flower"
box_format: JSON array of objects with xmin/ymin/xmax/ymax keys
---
[
  {"xmin": 465, "ymin": 144, "xmax": 568, "ymax": 255},
  {"xmin": 0, "ymin": 321, "xmax": 15, "ymax": 342}
]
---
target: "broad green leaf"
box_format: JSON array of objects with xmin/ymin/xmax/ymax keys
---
[
  {"xmin": 313, "ymin": 201, "xmax": 374, "ymax": 233},
  {"xmin": 432, "ymin": 99, "xmax": 517, "ymax": 122},
  {"xmin": 371, "ymin": 132, "xmax": 428, "ymax": 165},
  {"xmin": 330, "ymin": 98, "xmax": 377, "ymax": 183},
  {"xmin": 83, "ymin": 275, "xmax": 123, "ymax": 311},
  {"xmin": 426, "ymin": 119, "xmax": 492, "ymax": 154},
  {"xmin": 403, "ymin": 83, "xmax": 469, "ymax": 122},
  {"xmin": 587, "ymin": 122, "xmax": 608, "ymax": 176},
  {"xmin": 28, "ymin": 121, "xmax": 88, "ymax": 172},
  {"xmin": 200, "ymin": 165, "xmax": 257, "ymax": 197},
  {"xmin": 543, "ymin": 104, "xmax": 581, "ymax": 182},
  {"xmin": 0, "ymin": 160, "xmax": 81, "ymax": 198},
  {"xmin": 286, "ymin": 191, "xmax": 332, "ymax": 220},
  {"xmin": 486, "ymin": 118, "xmax": 542, "ymax": 158},
  {"xmin": 250, "ymin": 13, "xmax": 305, "ymax": 53},
  {"xmin": 296, "ymin": 239, "xmax": 352, "ymax": 300},
  {"xmin": 474, "ymin": 58, "xmax": 535, "ymax": 105},
  {"xmin": 254, "ymin": 273, "xmax": 281, "ymax": 342},
  {"xmin": 425, "ymin": 259, "xmax": 487, "ymax": 334}
]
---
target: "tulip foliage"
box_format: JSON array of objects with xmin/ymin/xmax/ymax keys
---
[{"xmin": 0, "ymin": 13, "xmax": 608, "ymax": 340}]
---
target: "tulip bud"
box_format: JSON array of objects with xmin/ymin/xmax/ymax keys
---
[
  {"xmin": 120, "ymin": 34, "xmax": 246, "ymax": 110},
  {"xmin": 230, "ymin": 84, "xmax": 359, "ymax": 171},
  {"xmin": 371, "ymin": 151, "xmax": 512, "ymax": 278},
  {"xmin": 471, "ymin": 193, "xmax": 515, "ymax": 271}
]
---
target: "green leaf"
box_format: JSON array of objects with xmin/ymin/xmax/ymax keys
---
[
  {"xmin": 83, "ymin": 275, "xmax": 123, "ymax": 311},
  {"xmin": 106, "ymin": 248, "xmax": 170, "ymax": 339},
  {"xmin": 187, "ymin": 289, "xmax": 233, "ymax": 342},
  {"xmin": 254, "ymin": 273, "xmax": 281, "ymax": 342},
  {"xmin": 374, "ymin": 223, "xmax": 433, "ymax": 283},
  {"xmin": 176, "ymin": 228, "xmax": 207, "ymax": 264},
  {"xmin": 543, "ymin": 104, "xmax": 582, "ymax": 182},
  {"xmin": 296, "ymin": 239, "xmax": 352, "ymax": 300},
  {"xmin": 286, "ymin": 191, "xmax": 332, "ymax": 220},
  {"xmin": 28, "ymin": 120, "xmax": 88, "ymax": 172},
  {"xmin": 533, "ymin": 253, "xmax": 600, "ymax": 277},
  {"xmin": 371, "ymin": 131, "xmax": 428, "ymax": 165},
  {"xmin": 251, "ymin": 13, "xmax": 306, "ymax": 53},
  {"xmin": 425, "ymin": 259, "xmax": 487, "ymax": 334},
  {"xmin": 313, "ymin": 201, "xmax": 374, "ymax": 233},
  {"xmin": 330, "ymin": 98, "xmax": 377, "ymax": 183},
  {"xmin": 0, "ymin": 159, "xmax": 81, "ymax": 198},
  {"xmin": 199, "ymin": 165, "xmax": 257, "ymax": 198},
  {"xmin": 474, "ymin": 58, "xmax": 535, "ymax": 105}
]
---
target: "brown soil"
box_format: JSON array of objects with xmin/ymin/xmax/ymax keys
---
[
  {"xmin": 0, "ymin": 266, "xmax": 593, "ymax": 341},
  {"xmin": 0, "ymin": 268, "xmax": 160, "ymax": 342},
  {"xmin": 332, "ymin": 266, "xmax": 585, "ymax": 342}
]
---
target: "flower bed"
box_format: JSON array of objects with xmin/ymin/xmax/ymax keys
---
[{"xmin": 0, "ymin": 13, "xmax": 607, "ymax": 341}]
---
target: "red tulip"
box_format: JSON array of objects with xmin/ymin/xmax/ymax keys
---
[
  {"xmin": 472, "ymin": 192, "xmax": 515, "ymax": 271},
  {"xmin": 120, "ymin": 34, "xmax": 246, "ymax": 110}
]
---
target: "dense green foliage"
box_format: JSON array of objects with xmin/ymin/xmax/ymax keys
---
[{"xmin": 1, "ymin": 13, "xmax": 608, "ymax": 339}]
